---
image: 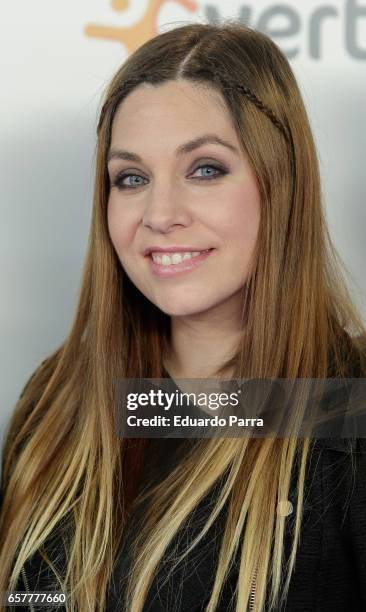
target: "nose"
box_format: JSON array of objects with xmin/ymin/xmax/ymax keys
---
[{"xmin": 142, "ymin": 184, "xmax": 191, "ymax": 233}]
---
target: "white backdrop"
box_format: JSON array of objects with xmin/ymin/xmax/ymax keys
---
[{"xmin": 1, "ymin": 0, "xmax": 365, "ymax": 445}]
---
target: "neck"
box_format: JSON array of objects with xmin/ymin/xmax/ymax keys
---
[{"xmin": 163, "ymin": 296, "xmax": 245, "ymax": 379}]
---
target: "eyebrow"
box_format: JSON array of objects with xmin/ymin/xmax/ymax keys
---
[{"xmin": 107, "ymin": 133, "xmax": 240, "ymax": 163}]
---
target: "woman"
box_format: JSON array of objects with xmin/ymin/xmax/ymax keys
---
[{"xmin": 1, "ymin": 21, "xmax": 366, "ymax": 612}]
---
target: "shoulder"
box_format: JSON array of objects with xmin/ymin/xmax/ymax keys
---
[
  {"xmin": 312, "ymin": 438, "xmax": 366, "ymax": 454},
  {"xmin": 307, "ymin": 438, "xmax": 366, "ymax": 506},
  {"xmin": 310, "ymin": 438, "xmax": 366, "ymax": 526},
  {"xmin": 18, "ymin": 357, "xmax": 49, "ymax": 401},
  {"xmin": 317, "ymin": 331, "xmax": 366, "ymax": 454},
  {"xmin": 18, "ymin": 344, "xmax": 67, "ymax": 403}
]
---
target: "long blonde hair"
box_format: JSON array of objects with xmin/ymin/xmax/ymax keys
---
[{"xmin": 1, "ymin": 22, "xmax": 365, "ymax": 612}]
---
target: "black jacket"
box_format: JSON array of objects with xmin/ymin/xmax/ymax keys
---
[
  {"xmin": 6, "ymin": 371, "xmax": 366, "ymax": 611},
  {"xmin": 107, "ymin": 436, "xmax": 366, "ymax": 612}
]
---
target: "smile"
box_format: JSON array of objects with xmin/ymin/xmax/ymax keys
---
[
  {"xmin": 146, "ymin": 249, "xmax": 215, "ymax": 277},
  {"xmin": 151, "ymin": 250, "xmax": 211, "ymax": 265}
]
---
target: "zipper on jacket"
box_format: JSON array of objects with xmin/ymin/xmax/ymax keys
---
[
  {"xmin": 20, "ymin": 566, "xmax": 35, "ymax": 612},
  {"xmin": 248, "ymin": 498, "xmax": 293, "ymax": 611},
  {"xmin": 248, "ymin": 565, "xmax": 257, "ymax": 611}
]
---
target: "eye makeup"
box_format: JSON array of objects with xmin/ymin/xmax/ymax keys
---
[{"xmin": 109, "ymin": 159, "xmax": 229, "ymax": 191}]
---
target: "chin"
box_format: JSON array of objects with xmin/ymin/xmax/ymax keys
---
[{"xmin": 154, "ymin": 298, "xmax": 213, "ymax": 318}]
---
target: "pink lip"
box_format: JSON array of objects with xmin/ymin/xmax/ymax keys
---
[{"xmin": 146, "ymin": 249, "xmax": 215, "ymax": 277}]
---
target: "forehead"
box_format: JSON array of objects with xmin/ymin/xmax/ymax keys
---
[{"xmin": 110, "ymin": 79, "xmax": 237, "ymax": 146}]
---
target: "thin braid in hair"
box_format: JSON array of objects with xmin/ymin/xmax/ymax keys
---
[
  {"xmin": 205, "ymin": 67, "xmax": 290, "ymax": 143},
  {"xmin": 233, "ymin": 83, "xmax": 290, "ymax": 143}
]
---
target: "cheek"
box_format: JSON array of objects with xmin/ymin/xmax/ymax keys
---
[
  {"xmin": 218, "ymin": 183, "xmax": 261, "ymax": 247},
  {"xmin": 107, "ymin": 197, "xmax": 131, "ymax": 253}
]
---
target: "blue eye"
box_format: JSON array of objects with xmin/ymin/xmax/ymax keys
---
[
  {"xmin": 110, "ymin": 164, "xmax": 227, "ymax": 191},
  {"xmin": 113, "ymin": 174, "xmax": 147, "ymax": 189},
  {"xmin": 193, "ymin": 165, "xmax": 226, "ymax": 180}
]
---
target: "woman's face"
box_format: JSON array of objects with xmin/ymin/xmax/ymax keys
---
[{"xmin": 107, "ymin": 79, "xmax": 260, "ymax": 318}]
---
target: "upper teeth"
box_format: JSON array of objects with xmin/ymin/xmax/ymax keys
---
[{"xmin": 151, "ymin": 251, "xmax": 208, "ymax": 265}]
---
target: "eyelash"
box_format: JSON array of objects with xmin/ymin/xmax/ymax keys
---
[{"xmin": 111, "ymin": 164, "xmax": 228, "ymax": 191}]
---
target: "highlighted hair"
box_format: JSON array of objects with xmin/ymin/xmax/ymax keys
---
[{"xmin": 1, "ymin": 22, "xmax": 365, "ymax": 611}]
